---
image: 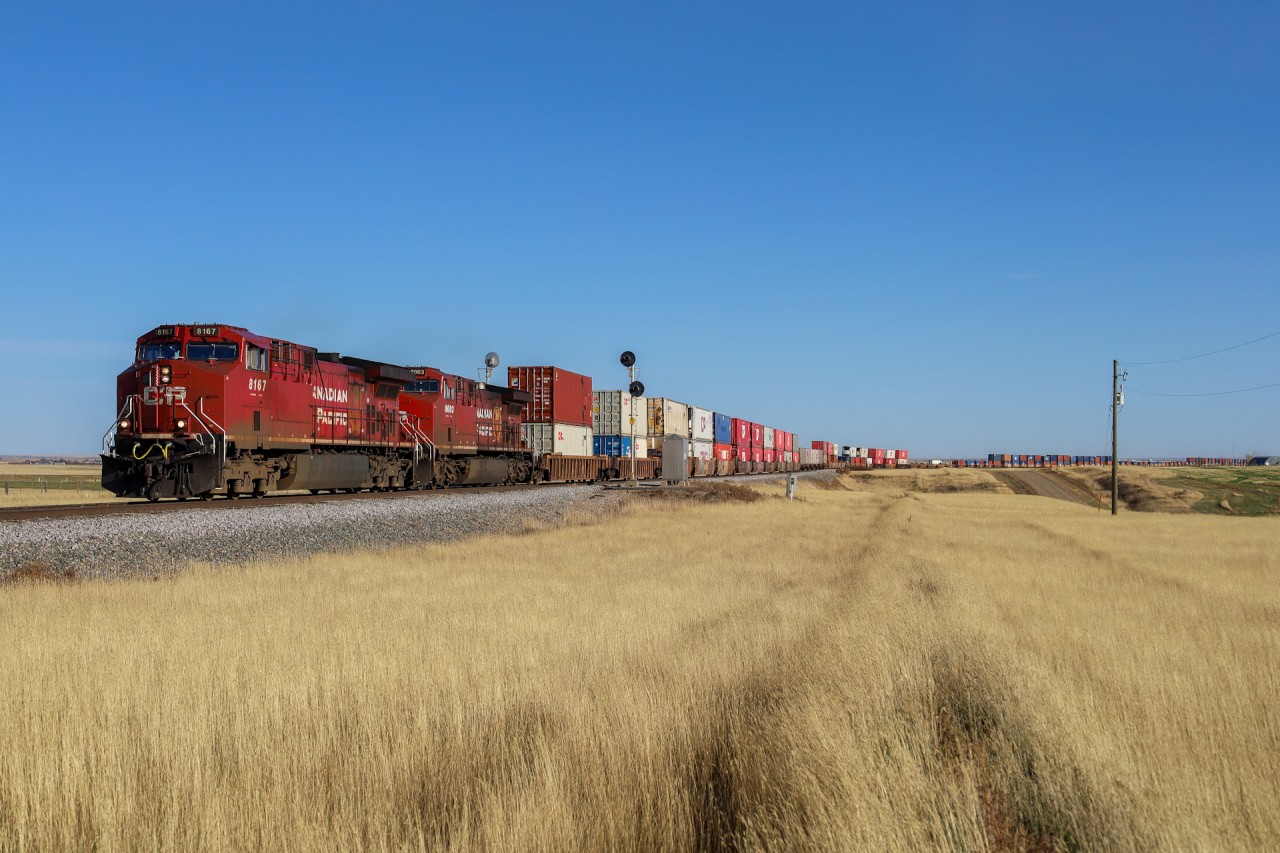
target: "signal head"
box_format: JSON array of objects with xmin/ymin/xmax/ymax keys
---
[
  {"xmin": 629, "ymin": 380, "xmax": 644, "ymax": 397},
  {"xmin": 620, "ymin": 351, "xmax": 636, "ymax": 367}
]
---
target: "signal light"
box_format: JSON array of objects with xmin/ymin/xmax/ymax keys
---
[{"xmin": 160, "ymin": 365, "xmax": 172, "ymax": 385}]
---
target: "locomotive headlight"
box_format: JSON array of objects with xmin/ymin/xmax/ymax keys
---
[
  {"xmin": 118, "ymin": 419, "xmax": 130, "ymax": 431},
  {"xmin": 175, "ymin": 418, "xmax": 187, "ymax": 431},
  {"xmin": 159, "ymin": 365, "xmax": 172, "ymax": 385}
]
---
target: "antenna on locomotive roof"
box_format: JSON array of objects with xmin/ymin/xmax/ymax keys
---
[{"xmin": 480, "ymin": 351, "xmax": 501, "ymax": 384}]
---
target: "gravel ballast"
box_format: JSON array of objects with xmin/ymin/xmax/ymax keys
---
[
  {"xmin": 0, "ymin": 470, "xmax": 838, "ymax": 582},
  {"xmin": 0, "ymin": 485, "xmax": 620, "ymax": 581}
]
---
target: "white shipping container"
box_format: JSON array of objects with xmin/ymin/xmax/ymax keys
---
[
  {"xmin": 690, "ymin": 438, "xmax": 714, "ymax": 461},
  {"xmin": 855, "ymin": 447, "xmax": 870, "ymax": 458},
  {"xmin": 688, "ymin": 406, "xmax": 715, "ymax": 442},
  {"xmin": 798, "ymin": 448, "xmax": 823, "ymax": 466},
  {"xmin": 763, "ymin": 427, "xmax": 775, "ymax": 450},
  {"xmin": 522, "ymin": 423, "xmax": 593, "ymax": 457},
  {"xmin": 592, "ymin": 391, "xmax": 646, "ymax": 436},
  {"xmin": 647, "ymin": 398, "xmax": 690, "ymax": 442}
]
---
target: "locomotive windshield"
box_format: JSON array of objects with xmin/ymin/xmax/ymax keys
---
[
  {"xmin": 406, "ymin": 379, "xmax": 441, "ymax": 394},
  {"xmin": 187, "ymin": 342, "xmax": 239, "ymax": 361},
  {"xmin": 138, "ymin": 343, "xmax": 182, "ymax": 362}
]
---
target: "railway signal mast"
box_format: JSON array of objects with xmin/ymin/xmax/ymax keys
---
[{"xmin": 621, "ymin": 351, "xmax": 643, "ymax": 485}]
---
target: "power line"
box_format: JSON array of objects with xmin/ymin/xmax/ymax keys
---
[
  {"xmin": 1122, "ymin": 329, "xmax": 1280, "ymax": 365},
  {"xmin": 1128, "ymin": 380, "xmax": 1280, "ymax": 398}
]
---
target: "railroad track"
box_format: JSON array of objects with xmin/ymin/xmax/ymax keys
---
[
  {"xmin": 0, "ymin": 470, "xmax": 809, "ymax": 522},
  {"xmin": 0, "ymin": 481, "xmax": 585, "ymax": 522}
]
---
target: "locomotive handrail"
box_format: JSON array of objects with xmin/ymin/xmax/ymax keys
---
[
  {"xmin": 102, "ymin": 395, "xmax": 138, "ymax": 455},
  {"xmin": 178, "ymin": 399, "xmax": 220, "ymax": 449},
  {"xmin": 189, "ymin": 398, "xmax": 227, "ymax": 488},
  {"xmin": 398, "ymin": 412, "xmax": 436, "ymax": 466}
]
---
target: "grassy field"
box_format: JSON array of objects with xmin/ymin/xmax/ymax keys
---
[
  {"xmin": 0, "ymin": 462, "xmax": 114, "ymax": 506},
  {"xmin": 1, "ymin": 474, "xmax": 1277, "ymax": 850}
]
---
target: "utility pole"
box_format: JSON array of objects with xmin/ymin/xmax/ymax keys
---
[{"xmin": 1111, "ymin": 359, "xmax": 1119, "ymax": 515}]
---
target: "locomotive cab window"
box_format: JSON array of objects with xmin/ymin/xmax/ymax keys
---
[
  {"xmin": 406, "ymin": 379, "xmax": 441, "ymax": 394},
  {"xmin": 187, "ymin": 342, "xmax": 238, "ymax": 362},
  {"xmin": 246, "ymin": 344, "xmax": 268, "ymax": 371},
  {"xmin": 138, "ymin": 343, "xmax": 182, "ymax": 362}
]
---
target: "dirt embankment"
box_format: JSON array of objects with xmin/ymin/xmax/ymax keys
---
[{"xmin": 1054, "ymin": 467, "xmax": 1203, "ymax": 513}]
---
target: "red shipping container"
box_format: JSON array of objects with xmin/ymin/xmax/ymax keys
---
[
  {"xmin": 763, "ymin": 448, "xmax": 775, "ymax": 464},
  {"xmin": 732, "ymin": 417, "xmax": 751, "ymax": 446},
  {"xmin": 785, "ymin": 432, "xmax": 794, "ymax": 452},
  {"xmin": 751, "ymin": 422, "xmax": 763, "ymax": 446},
  {"xmin": 714, "ymin": 443, "xmax": 733, "ymax": 461},
  {"xmin": 736, "ymin": 444, "xmax": 751, "ymax": 463},
  {"xmin": 751, "ymin": 446, "xmax": 764, "ymax": 463},
  {"xmin": 507, "ymin": 366, "xmax": 591, "ymax": 426}
]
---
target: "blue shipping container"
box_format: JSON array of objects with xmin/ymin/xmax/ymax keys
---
[
  {"xmin": 594, "ymin": 435, "xmax": 633, "ymax": 457},
  {"xmin": 713, "ymin": 412, "xmax": 732, "ymax": 444}
]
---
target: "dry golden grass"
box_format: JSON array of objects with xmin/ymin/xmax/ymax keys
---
[{"xmin": 1, "ymin": 480, "xmax": 1277, "ymax": 850}]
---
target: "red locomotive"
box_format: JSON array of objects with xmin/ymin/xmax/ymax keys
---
[
  {"xmin": 102, "ymin": 324, "xmax": 539, "ymax": 500},
  {"xmin": 399, "ymin": 366, "xmax": 535, "ymax": 486}
]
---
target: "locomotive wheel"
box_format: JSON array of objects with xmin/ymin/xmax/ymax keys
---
[{"xmin": 199, "ymin": 492, "xmax": 213, "ymax": 501}]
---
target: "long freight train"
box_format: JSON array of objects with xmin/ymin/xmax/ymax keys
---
[{"xmin": 101, "ymin": 324, "xmax": 852, "ymax": 500}]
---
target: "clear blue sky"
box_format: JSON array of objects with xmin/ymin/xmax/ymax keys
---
[{"xmin": 2, "ymin": 1, "xmax": 1278, "ymax": 458}]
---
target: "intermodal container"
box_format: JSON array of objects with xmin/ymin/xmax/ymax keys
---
[
  {"xmin": 647, "ymin": 398, "xmax": 690, "ymax": 442},
  {"xmin": 763, "ymin": 427, "xmax": 775, "ymax": 450},
  {"xmin": 714, "ymin": 443, "xmax": 733, "ymax": 461},
  {"xmin": 690, "ymin": 438, "xmax": 714, "ymax": 461},
  {"xmin": 736, "ymin": 444, "xmax": 752, "ymax": 463},
  {"xmin": 732, "ymin": 417, "xmax": 751, "ymax": 446},
  {"xmin": 713, "ymin": 413, "xmax": 732, "ymax": 444},
  {"xmin": 593, "ymin": 435, "xmax": 649, "ymax": 458},
  {"xmin": 508, "ymin": 366, "xmax": 592, "ymax": 426},
  {"xmin": 689, "ymin": 406, "xmax": 715, "ymax": 442},
  {"xmin": 749, "ymin": 422, "xmax": 762, "ymax": 446},
  {"xmin": 751, "ymin": 446, "xmax": 764, "ymax": 464},
  {"xmin": 521, "ymin": 423, "xmax": 593, "ymax": 456},
  {"xmin": 592, "ymin": 391, "xmax": 646, "ymax": 436},
  {"xmin": 763, "ymin": 448, "xmax": 775, "ymax": 464},
  {"xmin": 783, "ymin": 431, "xmax": 794, "ymax": 452}
]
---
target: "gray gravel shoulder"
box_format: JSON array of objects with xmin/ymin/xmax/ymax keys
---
[
  {"xmin": 0, "ymin": 485, "xmax": 620, "ymax": 581},
  {"xmin": 0, "ymin": 470, "xmax": 839, "ymax": 582}
]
